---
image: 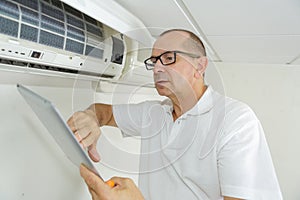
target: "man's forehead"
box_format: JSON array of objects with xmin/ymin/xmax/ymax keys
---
[{"xmin": 153, "ymin": 31, "xmax": 189, "ymax": 52}]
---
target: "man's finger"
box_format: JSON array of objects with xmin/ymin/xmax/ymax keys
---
[
  {"xmin": 67, "ymin": 116, "xmax": 77, "ymax": 132},
  {"xmin": 88, "ymin": 187, "xmax": 99, "ymax": 199},
  {"xmin": 76, "ymin": 126, "xmax": 93, "ymax": 140},
  {"xmin": 74, "ymin": 131, "xmax": 83, "ymax": 142},
  {"xmin": 67, "ymin": 115, "xmax": 86, "ymax": 132},
  {"xmin": 88, "ymin": 143, "xmax": 101, "ymax": 162},
  {"xmin": 80, "ymin": 164, "xmax": 106, "ymax": 191},
  {"xmin": 68, "ymin": 112, "xmax": 90, "ymax": 128}
]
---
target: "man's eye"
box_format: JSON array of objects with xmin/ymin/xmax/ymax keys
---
[
  {"xmin": 150, "ymin": 58, "xmax": 157, "ymax": 63},
  {"xmin": 166, "ymin": 56, "xmax": 173, "ymax": 61}
]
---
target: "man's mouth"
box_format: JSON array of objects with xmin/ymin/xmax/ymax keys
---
[
  {"xmin": 154, "ymin": 73, "xmax": 170, "ymax": 86},
  {"xmin": 155, "ymin": 80, "xmax": 168, "ymax": 85}
]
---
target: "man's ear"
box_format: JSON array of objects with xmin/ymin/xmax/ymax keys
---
[{"xmin": 195, "ymin": 56, "xmax": 208, "ymax": 78}]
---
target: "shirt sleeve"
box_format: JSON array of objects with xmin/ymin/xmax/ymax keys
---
[
  {"xmin": 112, "ymin": 101, "xmax": 154, "ymax": 137},
  {"xmin": 217, "ymin": 104, "xmax": 282, "ymax": 199}
]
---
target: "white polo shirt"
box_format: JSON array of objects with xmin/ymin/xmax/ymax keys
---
[{"xmin": 113, "ymin": 86, "xmax": 282, "ymax": 200}]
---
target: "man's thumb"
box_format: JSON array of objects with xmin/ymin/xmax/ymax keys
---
[{"xmin": 88, "ymin": 143, "xmax": 101, "ymax": 162}]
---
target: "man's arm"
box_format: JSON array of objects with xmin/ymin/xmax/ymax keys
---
[
  {"xmin": 67, "ymin": 103, "xmax": 117, "ymax": 162},
  {"xmin": 88, "ymin": 103, "xmax": 117, "ymax": 127}
]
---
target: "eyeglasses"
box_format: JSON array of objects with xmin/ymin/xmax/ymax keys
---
[{"xmin": 144, "ymin": 50, "xmax": 200, "ymax": 70}]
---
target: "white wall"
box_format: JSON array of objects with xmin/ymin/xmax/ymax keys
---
[
  {"xmin": 207, "ymin": 62, "xmax": 300, "ymax": 200},
  {"xmin": 0, "ymin": 82, "xmax": 88, "ymax": 200}
]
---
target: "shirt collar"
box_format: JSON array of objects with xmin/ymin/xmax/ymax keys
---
[
  {"xmin": 162, "ymin": 85, "xmax": 218, "ymax": 118},
  {"xmin": 186, "ymin": 85, "xmax": 215, "ymax": 116}
]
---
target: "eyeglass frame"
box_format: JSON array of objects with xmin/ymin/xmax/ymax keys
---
[{"xmin": 144, "ymin": 50, "xmax": 201, "ymax": 70}]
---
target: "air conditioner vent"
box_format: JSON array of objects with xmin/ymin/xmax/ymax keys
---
[
  {"xmin": 0, "ymin": 0, "xmax": 106, "ymax": 59},
  {"xmin": 0, "ymin": 57, "xmax": 115, "ymax": 79}
]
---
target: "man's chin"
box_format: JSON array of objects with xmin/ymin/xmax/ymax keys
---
[{"xmin": 155, "ymin": 85, "xmax": 171, "ymax": 96}]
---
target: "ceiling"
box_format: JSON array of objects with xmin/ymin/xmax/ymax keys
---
[{"xmin": 113, "ymin": 0, "xmax": 300, "ymax": 65}]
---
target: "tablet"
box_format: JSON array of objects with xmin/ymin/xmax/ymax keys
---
[{"xmin": 17, "ymin": 84, "xmax": 102, "ymax": 179}]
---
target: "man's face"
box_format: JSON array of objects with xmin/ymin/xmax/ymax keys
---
[{"xmin": 151, "ymin": 32, "xmax": 199, "ymax": 98}]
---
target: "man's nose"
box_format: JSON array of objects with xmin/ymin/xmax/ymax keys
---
[{"xmin": 153, "ymin": 59, "xmax": 165, "ymax": 73}]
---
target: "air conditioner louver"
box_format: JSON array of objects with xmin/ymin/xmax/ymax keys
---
[{"xmin": 0, "ymin": 57, "xmax": 115, "ymax": 79}]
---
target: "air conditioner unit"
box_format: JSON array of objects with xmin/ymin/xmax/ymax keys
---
[
  {"xmin": 117, "ymin": 41, "xmax": 154, "ymax": 87},
  {"xmin": 0, "ymin": 0, "xmax": 127, "ymax": 81}
]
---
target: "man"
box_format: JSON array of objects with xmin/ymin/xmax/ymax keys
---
[{"xmin": 68, "ymin": 29, "xmax": 282, "ymax": 200}]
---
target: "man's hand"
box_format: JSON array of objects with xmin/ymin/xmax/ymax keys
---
[
  {"xmin": 67, "ymin": 109, "xmax": 101, "ymax": 162},
  {"xmin": 80, "ymin": 164, "xmax": 144, "ymax": 200}
]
